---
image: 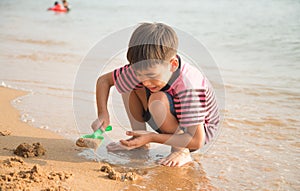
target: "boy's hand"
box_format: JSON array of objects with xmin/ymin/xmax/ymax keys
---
[
  {"xmin": 91, "ymin": 113, "xmax": 110, "ymax": 132},
  {"xmin": 120, "ymin": 131, "xmax": 154, "ymax": 148},
  {"xmin": 106, "ymin": 142, "xmax": 137, "ymax": 151}
]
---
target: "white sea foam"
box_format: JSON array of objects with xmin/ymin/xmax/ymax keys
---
[
  {"xmin": 21, "ymin": 113, "xmax": 35, "ymax": 123},
  {"xmin": 13, "ymin": 98, "xmax": 22, "ymax": 103},
  {"xmin": 1, "ymin": 81, "xmax": 7, "ymax": 87},
  {"xmin": 39, "ymin": 125, "xmax": 49, "ymax": 129}
]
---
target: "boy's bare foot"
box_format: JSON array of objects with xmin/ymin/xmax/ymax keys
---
[
  {"xmin": 106, "ymin": 142, "xmax": 150, "ymax": 151},
  {"xmin": 158, "ymin": 148, "xmax": 192, "ymax": 167}
]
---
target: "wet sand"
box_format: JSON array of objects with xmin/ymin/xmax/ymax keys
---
[{"xmin": 0, "ymin": 86, "xmax": 217, "ymax": 190}]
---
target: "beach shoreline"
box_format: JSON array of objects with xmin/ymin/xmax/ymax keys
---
[{"xmin": 0, "ymin": 86, "xmax": 128, "ymax": 190}]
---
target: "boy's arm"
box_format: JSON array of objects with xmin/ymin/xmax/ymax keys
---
[
  {"xmin": 152, "ymin": 124, "xmax": 205, "ymax": 149},
  {"xmin": 121, "ymin": 124, "xmax": 205, "ymax": 150},
  {"xmin": 92, "ymin": 72, "xmax": 114, "ymax": 131}
]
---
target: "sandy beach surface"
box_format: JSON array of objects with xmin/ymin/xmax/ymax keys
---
[{"xmin": 0, "ymin": 87, "xmax": 131, "ymax": 191}]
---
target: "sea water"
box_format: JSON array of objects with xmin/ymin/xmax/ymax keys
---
[{"xmin": 1, "ymin": 0, "xmax": 299, "ymax": 190}]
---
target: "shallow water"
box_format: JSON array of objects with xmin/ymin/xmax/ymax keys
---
[{"xmin": 1, "ymin": 0, "xmax": 300, "ymax": 190}]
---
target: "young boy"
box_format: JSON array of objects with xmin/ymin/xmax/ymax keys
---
[{"xmin": 91, "ymin": 23, "xmax": 219, "ymax": 167}]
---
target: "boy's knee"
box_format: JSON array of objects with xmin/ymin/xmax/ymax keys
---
[
  {"xmin": 148, "ymin": 92, "xmax": 168, "ymax": 104},
  {"xmin": 148, "ymin": 92, "xmax": 169, "ymax": 114}
]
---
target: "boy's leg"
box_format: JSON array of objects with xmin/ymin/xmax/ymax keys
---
[
  {"xmin": 148, "ymin": 92, "xmax": 192, "ymax": 167},
  {"xmin": 107, "ymin": 88, "xmax": 149, "ymax": 151},
  {"xmin": 122, "ymin": 88, "xmax": 148, "ymax": 131}
]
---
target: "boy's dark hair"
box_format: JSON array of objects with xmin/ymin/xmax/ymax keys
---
[
  {"xmin": 54, "ymin": 1, "xmax": 59, "ymax": 5},
  {"xmin": 127, "ymin": 23, "xmax": 178, "ymax": 70}
]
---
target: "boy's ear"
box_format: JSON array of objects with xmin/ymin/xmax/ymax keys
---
[{"xmin": 169, "ymin": 57, "xmax": 179, "ymax": 72}]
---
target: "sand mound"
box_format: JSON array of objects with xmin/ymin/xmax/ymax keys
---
[
  {"xmin": 14, "ymin": 142, "xmax": 46, "ymax": 158},
  {"xmin": 0, "ymin": 130, "xmax": 12, "ymax": 136},
  {"xmin": 100, "ymin": 164, "xmax": 141, "ymax": 181},
  {"xmin": 75, "ymin": 138, "xmax": 101, "ymax": 150},
  {"xmin": 0, "ymin": 157, "xmax": 72, "ymax": 190}
]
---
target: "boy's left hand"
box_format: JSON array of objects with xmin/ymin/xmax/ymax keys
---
[{"xmin": 120, "ymin": 130, "xmax": 154, "ymax": 148}]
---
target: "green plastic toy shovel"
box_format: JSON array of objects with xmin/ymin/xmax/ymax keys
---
[{"xmin": 81, "ymin": 125, "xmax": 112, "ymax": 140}]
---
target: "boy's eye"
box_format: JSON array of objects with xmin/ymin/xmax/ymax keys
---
[
  {"xmin": 146, "ymin": 75, "xmax": 159, "ymax": 79},
  {"xmin": 136, "ymin": 73, "xmax": 157, "ymax": 78}
]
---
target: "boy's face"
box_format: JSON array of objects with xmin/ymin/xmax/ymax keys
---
[{"xmin": 135, "ymin": 58, "xmax": 178, "ymax": 93}]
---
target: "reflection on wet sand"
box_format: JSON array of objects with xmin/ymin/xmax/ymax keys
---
[
  {"xmin": 80, "ymin": 146, "xmax": 217, "ymax": 190},
  {"xmin": 122, "ymin": 160, "xmax": 217, "ymax": 191},
  {"xmin": 106, "ymin": 148, "xmax": 152, "ymax": 168}
]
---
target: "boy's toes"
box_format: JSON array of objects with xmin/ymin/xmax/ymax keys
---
[
  {"xmin": 170, "ymin": 161, "xmax": 178, "ymax": 167},
  {"xmin": 165, "ymin": 160, "xmax": 174, "ymax": 167},
  {"xmin": 157, "ymin": 157, "xmax": 172, "ymax": 166},
  {"xmin": 159, "ymin": 158, "xmax": 176, "ymax": 167},
  {"xmin": 157, "ymin": 157, "xmax": 167, "ymax": 165},
  {"xmin": 157, "ymin": 151, "xmax": 192, "ymax": 167},
  {"xmin": 161, "ymin": 159, "xmax": 170, "ymax": 166},
  {"xmin": 164, "ymin": 159, "xmax": 179, "ymax": 167}
]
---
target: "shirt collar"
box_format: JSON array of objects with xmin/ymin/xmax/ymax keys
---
[{"xmin": 160, "ymin": 55, "xmax": 181, "ymax": 91}]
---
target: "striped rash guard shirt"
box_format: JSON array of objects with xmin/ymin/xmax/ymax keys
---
[{"xmin": 112, "ymin": 56, "xmax": 219, "ymax": 143}]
